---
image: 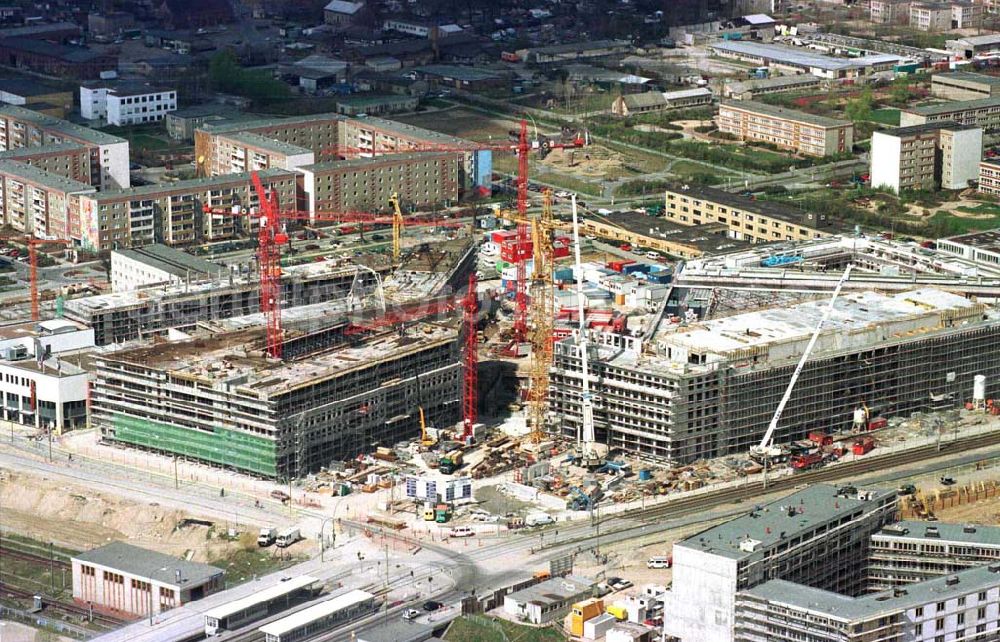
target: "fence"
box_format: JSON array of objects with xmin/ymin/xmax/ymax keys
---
[{"xmin": 900, "ymin": 479, "xmax": 1000, "ymax": 518}]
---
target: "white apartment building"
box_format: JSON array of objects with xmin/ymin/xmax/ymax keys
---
[
  {"xmin": 870, "ymin": 123, "xmax": 982, "ymax": 193},
  {"xmin": 81, "ymin": 82, "xmax": 177, "ymax": 126},
  {"xmin": 663, "ymin": 485, "xmax": 898, "ymax": 642}
]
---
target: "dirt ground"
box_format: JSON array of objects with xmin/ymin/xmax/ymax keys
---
[
  {"xmin": 538, "ymin": 145, "xmax": 625, "ymax": 178},
  {"xmin": 0, "ymin": 621, "xmax": 73, "ymax": 642},
  {"xmin": 928, "ymin": 492, "xmax": 1000, "ymax": 526},
  {"xmin": 0, "ymin": 470, "xmax": 281, "ymax": 563}
]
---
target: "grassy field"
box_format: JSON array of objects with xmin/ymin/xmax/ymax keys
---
[
  {"xmin": 445, "ymin": 615, "xmax": 566, "ymax": 642},
  {"xmin": 0, "ymin": 533, "xmax": 78, "ymax": 601},
  {"xmin": 929, "ymin": 203, "xmax": 1000, "ymax": 234},
  {"xmin": 869, "ymin": 108, "xmax": 901, "ymax": 126},
  {"xmin": 208, "ymin": 539, "xmax": 304, "ymax": 587},
  {"xmin": 514, "ymin": 92, "xmax": 612, "ymax": 115}
]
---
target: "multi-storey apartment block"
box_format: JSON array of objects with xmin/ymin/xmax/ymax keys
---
[
  {"xmin": 298, "ymin": 152, "xmax": 458, "ymax": 214},
  {"xmin": 717, "ymin": 100, "xmax": 854, "ymax": 156},
  {"xmin": 871, "ymin": 0, "xmax": 911, "ymax": 24},
  {"xmin": 76, "ymin": 169, "xmax": 297, "ymax": 251},
  {"xmin": 664, "ymin": 485, "xmax": 898, "ymax": 642},
  {"xmin": 871, "ymin": 122, "xmax": 982, "ymax": 193},
  {"xmin": 900, "ymin": 97, "xmax": 1000, "ymax": 132},
  {"xmin": 210, "ymin": 132, "xmax": 315, "ymax": 175},
  {"xmin": 0, "ymin": 105, "xmax": 129, "ymax": 190},
  {"xmin": 0, "ymin": 160, "xmax": 95, "ymax": 238},
  {"xmin": 661, "ymin": 184, "xmax": 851, "ymax": 243},
  {"xmin": 0, "ymin": 142, "xmax": 91, "ymax": 184}
]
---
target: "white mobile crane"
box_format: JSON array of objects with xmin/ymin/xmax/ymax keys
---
[
  {"xmin": 571, "ymin": 195, "xmax": 604, "ymax": 468},
  {"xmin": 749, "ymin": 264, "xmax": 854, "ymax": 466}
]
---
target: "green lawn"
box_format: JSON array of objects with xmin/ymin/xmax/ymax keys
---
[
  {"xmin": 869, "ymin": 108, "xmax": 901, "ymax": 126},
  {"xmin": 209, "ymin": 544, "xmax": 304, "ymax": 587},
  {"xmin": 445, "ymin": 615, "xmax": 566, "ymax": 642},
  {"xmin": 929, "ymin": 204, "xmax": 1000, "ymax": 234},
  {"xmin": 131, "ymin": 134, "xmax": 169, "ymax": 151}
]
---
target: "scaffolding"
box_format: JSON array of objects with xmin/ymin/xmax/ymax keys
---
[{"xmin": 549, "ymin": 289, "xmax": 1000, "ymax": 465}]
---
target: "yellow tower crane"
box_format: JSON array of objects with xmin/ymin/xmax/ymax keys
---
[
  {"xmin": 388, "ymin": 192, "xmax": 404, "ymax": 262},
  {"xmin": 527, "ymin": 190, "xmax": 557, "ymax": 444}
]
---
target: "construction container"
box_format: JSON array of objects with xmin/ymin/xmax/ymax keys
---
[
  {"xmin": 570, "ymin": 598, "xmax": 605, "ymax": 636},
  {"xmin": 638, "ymin": 469, "xmax": 652, "ymax": 481},
  {"xmin": 621, "ymin": 263, "xmax": 646, "ymax": 275},
  {"xmin": 606, "ymin": 604, "xmax": 628, "ymax": 620},
  {"xmin": 807, "ymin": 431, "xmax": 833, "ymax": 446},
  {"xmin": 868, "ymin": 417, "xmax": 888, "ymax": 431},
  {"xmin": 852, "ymin": 437, "xmax": 875, "ymax": 456},
  {"xmin": 615, "ymin": 294, "xmax": 626, "ymax": 305},
  {"xmin": 434, "ymin": 503, "xmax": 451, "ymax": 523},
  {"xmin": 553, "ymin": 267, "xmax": 574, "ymax": 282}
]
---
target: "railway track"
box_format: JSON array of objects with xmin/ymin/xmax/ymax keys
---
[
  {"xmin": 621, "ymin": 428, "xmax": 1000, "ymax": 523},
  {"xmin": 0, "ymin": 544, "xmax": 70, "ymax": 569},
  {"xmin": 0, "ymin": 580, "xmax": 129, "ymax": 628}
]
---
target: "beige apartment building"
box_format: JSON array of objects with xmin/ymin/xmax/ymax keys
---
[
  {"xmin": 717, "ymin": 100, "xmax": 854, "ymax": 157},
  {"xmin": 870, "ymin": 0, "xmax": 911, "ymax": 24},
  {"xmin": 0, "ymin": 160, "xmax": 95, "ymax": 239},
  {"xmin": 870, "ymin": 122, "xmax": 982, "ymax": 193},
  {"xmin": 298, "ymin": 152, "xmax": 458, "ymax": 215},
  {"xmin": 0, "ymin": 105, "xmax": 129, "ymax": 191},
  {"xmin": 0, "ymin": 142, "xmax": 91, "ymax": 185},
  {"xmin": 76, "ymin": 169, "xmax": 297, "ymax": 251},
  {"xmin": 662, "ymin": 183, "xmax": 850, "ymax": 243},
  {"xmin": 209, "ymin": 132, "xmax": 315, "ymax": 176},
  {"xmin": 977, "ymin": 159, "xmax": 1000, "ymax": 196},
  {"xmin": 900, "ymin": 96, "xmax": 1000, "ymax": 132}
]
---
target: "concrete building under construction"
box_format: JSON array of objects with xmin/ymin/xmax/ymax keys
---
[
  {"xmin": 91, "ymin": 318, "xmax": 461, "ymax": 479},
  {"xmin": 549, "ymin": 288, "xmax": 1000, "ymax": 463},
  {"xmin": 64, "ymin": 260, "xmax": 385, "ymax": 345}
]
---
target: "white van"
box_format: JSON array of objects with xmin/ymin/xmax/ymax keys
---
[
  {"xmin": 647, "ymin": 556, "xmax": 672, "ymax": 569},
  {"xmin": 525, "ymin": 512, "xmax": 554, "ymax": 527},
  {"xmin": 449, "ymin": 526, "xmax": 475, "ymax": 538}
]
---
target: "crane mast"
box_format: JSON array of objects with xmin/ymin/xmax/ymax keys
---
[
  {"xmin": 751, "ymin": 264, "xmax": 854, "ymax": 458},
  {"xmin": 570, "ymin": 196, "xmax": 598, "ymax": 461}
]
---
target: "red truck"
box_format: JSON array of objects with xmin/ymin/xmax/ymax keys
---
[{"xmin": 791, "ymin": 452, "xmax": 826, "ymax": 470}]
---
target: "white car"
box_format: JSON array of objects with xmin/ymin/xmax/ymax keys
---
[
  {"xmin": 449, "ymin": 526, "xmax": 476, "ymax": 537},
  {"xmin": 402, "ymin": 608, "xmax": 421, "ymax": 620}
]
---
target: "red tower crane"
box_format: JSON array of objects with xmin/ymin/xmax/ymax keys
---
[
  {"xmin": 250, "ymin": 172, "xmax": 288, "ymax": 359},
  {"xmin": 0, "ymin": 237, "xmax": 70, "ymax": 322},
  {"xmin": 462, "ymin": 272, "xmax": 478, "ymax": 443},
  {"xmin": 323, "ymin": 120, "xmax": 585, "ymax": 349}
]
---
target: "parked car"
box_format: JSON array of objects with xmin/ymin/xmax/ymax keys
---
[
  {"xmin": 402, "ymin": 608, "xmax": 421, "ymax": 620},
  {"xmin": 423, "ymin": 600, "xmax": 444, "ymax": 612},
  {"xmin": 609, "ymin": 577, "xmax": 633, "ymax": 590}
]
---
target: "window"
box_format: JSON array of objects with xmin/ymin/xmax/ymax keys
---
[{"xmin": 936, "ymin": 617, "xmax": 944, "ymax": 631}]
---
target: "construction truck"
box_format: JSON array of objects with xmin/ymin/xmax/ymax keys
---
[
  {"xmin": 567, "ymin": 486, "xmax": 595, "ymax": 511},
  {"xmin": 439, "ymin": 449, "xmax": 464, "ymax": 474}
]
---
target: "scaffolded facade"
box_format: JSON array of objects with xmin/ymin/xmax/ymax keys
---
[
  {"xmin": 549, "ymin": 288, "xmax": 1000, "ymax": 464},
  {"xmin": 92, "ymin": 322, "xmax": 461, "ymax": 479}
]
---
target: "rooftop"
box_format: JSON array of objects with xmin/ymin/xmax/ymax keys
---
[
  {"xmin": 877, "ymin": 121, "xmax": 979, "ymax": 137},
  {"xmin": 0, "ymin": 38, "xmax": 109, "ymax": 63},
  {"xmin": 199, "ymin": 112, "xmax": 345, "ymax": 136},
  {"xmin": 902, "ymin": 96, "xmax": 1000, "ymax": 116},
  {"xmin": 114, "ymin": 244, "xmax": 224, "ymax": 281},
  {"xmin": 221, "ymin": 131, "xmax": 313, "ymax": 157},
  {"xmin": 202, "ymin": 576, "xmax": 318, "ymax": 620},
  {"xmin": 334, "ymin": 94, "xmax": 417, "ymax": 108},
  {"xmin": 506, "ymin": 574, "xmax": 595, "ymax": 607},
  {"xmin": 658, "ymin": 288, "xmax": 989, "ymax": 363},
  {"xmin": 0, "ymin": 22, "xmax": 78, "ymax": 38},
  {"xmin": 711, "ymin": 40, "xmax": 901, "ymax": 71},
  {"xmin": 665, "ymin": 183, "xmax": 850, "ymax": 229},
  {"xmin": 949, "ymin": 33, "xmax": 1000, "ymax": 46},
  {"xmin": 525, "ymin": 39, "xmax": 630, "ymax": 55},
  {"xmin": 721, "ymin": 99, "xmax": 852, "ymax": 128},
  {"xmin": 745, "ymin": 564, "xmax": 1000, "ymax": 621},
  {"xmin": 0, "ymin": 318, "xmax": 87, "ymax": 342},
  {"xmin": 877, "ymin": 521, "xmax": 1000, "ymax": 546},
  {"xmin": 415, "ymin": 64, "xmax": 502, "ymax": 82},
  {"xmin": 940, "ymin": 228, "xmax": 1000, "ymax": 252},
  {"xmin": 0, "ymin": 160, "xmax": 94, "ymax": 193},
  {"xmin": 727, "ymin": 74, "xmax": 821, "ymax": 93},
  {"xmin": 0, "ymin": 104, "xmax": 126, "ymax": 147},
  {"xmin": 678, "ymin": 485, "xmax": 897, "ymax": 561},
  {"xmin": 5, "ymin": 356, "xmax": 86, "ymax": 378},
  {"xmin": 0, "ymin": 79, "xmax": 70, "ymax": 98},
  {"xmin": 591, "ymin": 210, "xmax": 748, "ymax": 255},
  {"xmin": 260, "ymin": 590, "xmax": 374, "ymax": 636},
  {"xmin": 99, "ymin": 307, "xmax": 458, "ymax": 396},
  {"xmin": 82, "ymin": 168, "xmax": 295, "ymax": 202},
  {"xmin": 932, "ymin": 71, "xmax": 1000, "ymax": 87},
  {"xmin": 72, "ymin": 541, "xmax": 223, "ymax": 587},
  {"xmin": 324, "ymin": 0, "xmax": 364, "ymax": 13}
]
